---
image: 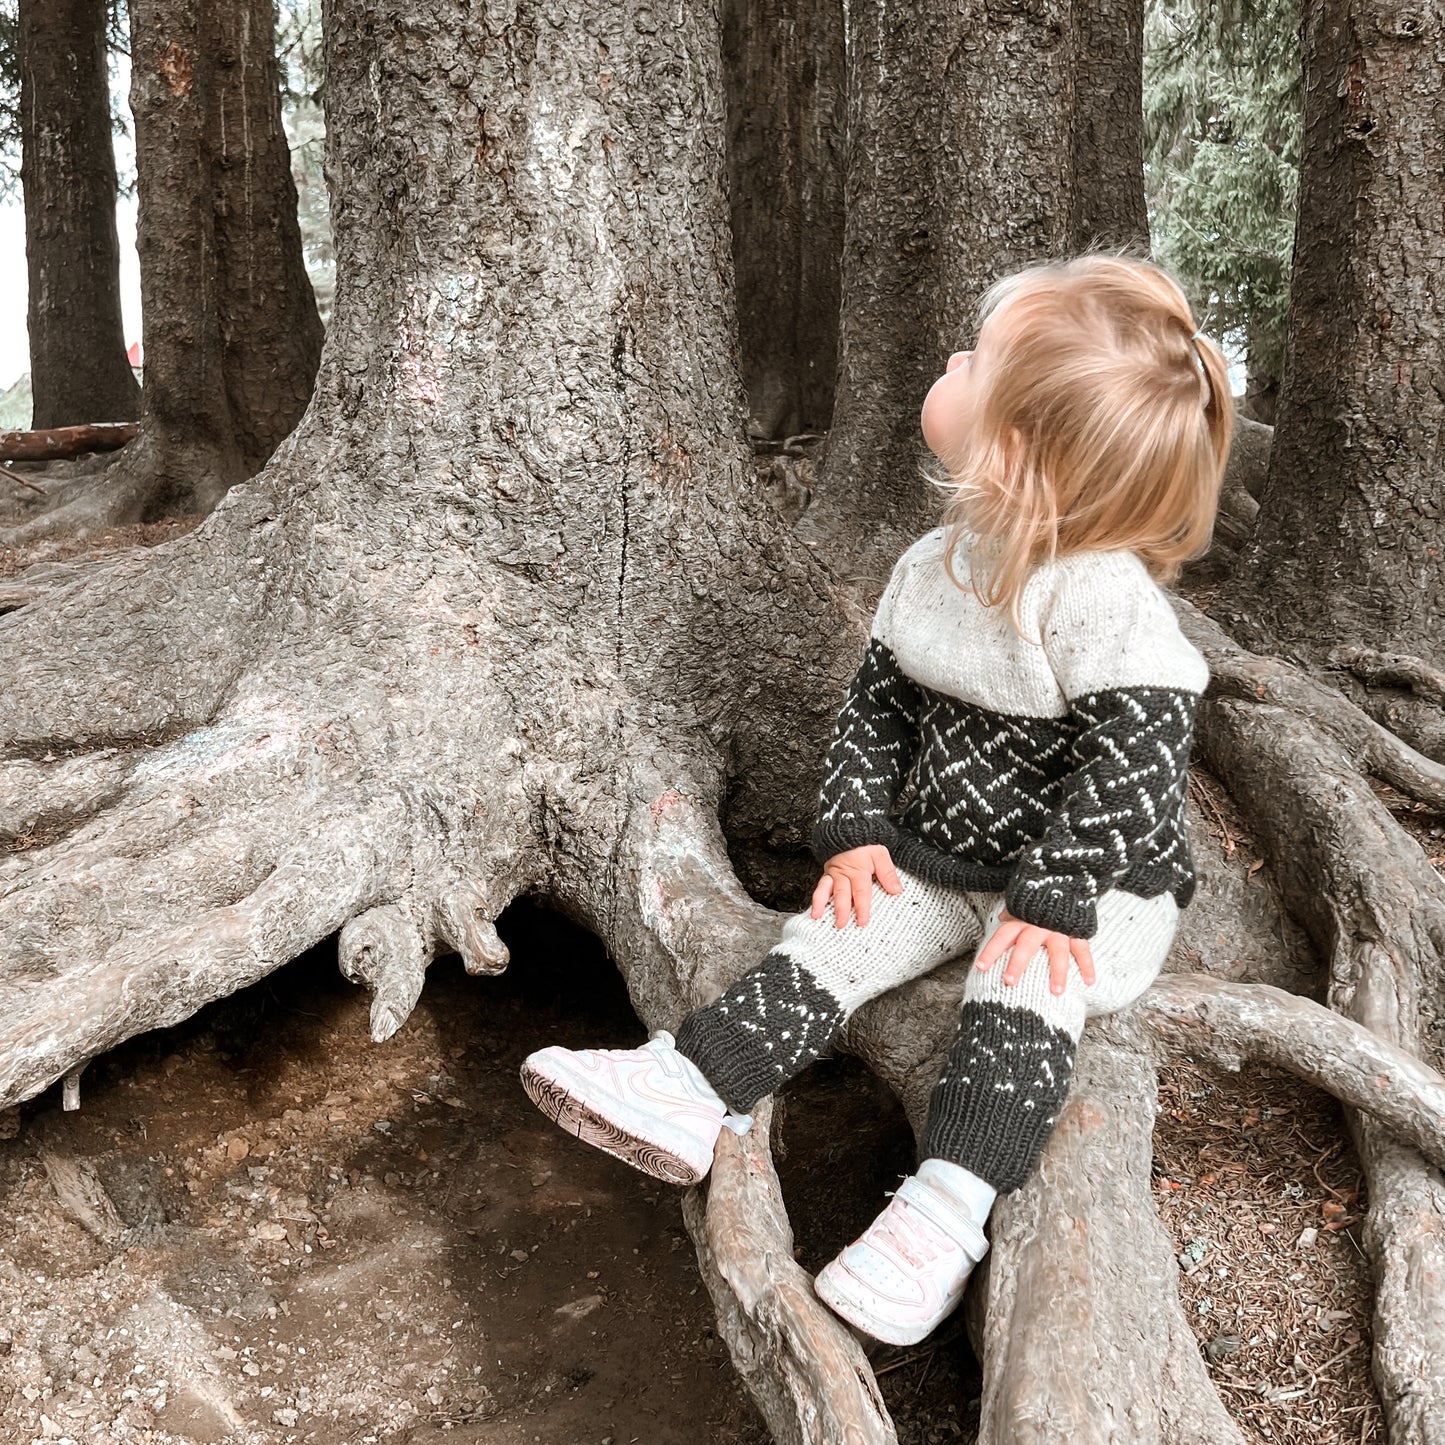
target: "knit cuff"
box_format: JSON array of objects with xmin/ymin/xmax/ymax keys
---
[
  {"xmin": 1004, "ymin": 876, "xmax": 1099, "ymax": 940},
  {"xmin": 810, "ymin": 815, "xmax": 903, "ymax": 867},
  {"xmin": 674, "ymin": 949, "xmax": 849, "ymax": 1113},
  {"xmin": 919, "ymin": 1000, "xmax": 1080, "ymax": 1193}
]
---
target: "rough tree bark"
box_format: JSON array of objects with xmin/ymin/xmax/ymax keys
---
[
  {"xmin": 2, "ymin": 0, "xmax": 323, "ymax": 544},
  {"xmin": 1225, "ymin": 0, "xmax": 1445, "ymax": 668},
  {"xmin": 722, "ymin": 0, "xmax": 844, "ymax": 441},
  {"xmin": 18, "ymin": 0, "xmax": 141, "ymax": 429},
  {"xmin": 798, "ymin": 0, "xmax": 1151, "ymax": 575},
  {"xmin": 2, "ymin": 2, "xmax": 1444, "ymax": 1443}
]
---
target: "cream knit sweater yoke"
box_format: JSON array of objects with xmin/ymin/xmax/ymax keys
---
[{"xmin": 811, "ymin": 527, "xmax": 1210, "ymax": 939}]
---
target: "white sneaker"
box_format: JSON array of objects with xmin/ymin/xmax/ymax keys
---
[
  {"xmin": 520, "ymin": 1031, "xmax": 750, "ymax": 1186},
  {"xmin": 813, "ymin": 1174, "xmax": 990, "ymax": 1346}
]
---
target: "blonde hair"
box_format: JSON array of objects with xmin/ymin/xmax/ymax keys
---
[{"xmin": 933, "ymin": 249, "xmax": 1234, "ymax": 633}]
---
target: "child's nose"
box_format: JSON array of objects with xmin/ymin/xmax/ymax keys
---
[{"xmin": 946, "ymin": 350, "xmax": 972, "ymax": 373}]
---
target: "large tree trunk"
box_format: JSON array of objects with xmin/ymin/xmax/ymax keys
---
[
  {"xmin": 722, "ymin": 0, "xmax": 845, "ymax": 442},
  {"xmin": 2, "ymin": 0, "xmax": 323, "ymax": 543},
  {"xmin": 18, "ymin": 0, "xmax": 141, "ymax": 429},
  {"xmin": 4, "ymin": 3, "xmax": 1445, "ymax": 1443},
  {"xmin": 799, "ymin": 0, "xmax": 1150, "ymax": 574},
  {"xmin": 1225, "ymin": 0, "xmax": 1445, "ymax": 666}
]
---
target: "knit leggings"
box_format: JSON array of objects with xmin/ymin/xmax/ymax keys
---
[{"xmin": 674, "ymin": 867, "xmax": 1179, "ymax": 1193}]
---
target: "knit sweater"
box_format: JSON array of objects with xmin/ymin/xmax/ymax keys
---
[{"xmin": 811, "ymin": 527, "xmax": 1209, "ymax": 939}]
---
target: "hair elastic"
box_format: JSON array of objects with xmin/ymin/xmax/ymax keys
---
[{"xmin": 1188, "ymin": 328, "xmax": 1213, "ymax": 407}]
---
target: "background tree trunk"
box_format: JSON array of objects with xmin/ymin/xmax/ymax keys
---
[
  {"xmin": 126, "ymin": 0, "xmax": 323, "ymax": 506},
  {"xmin": 799, "ymin": 0, "xmax": 1151, "ymax": 576},
  {"xmin": 18, "ymin": 0, "xmax": 141, "ymax": 429},
  {"xmin": 1225, "ymin": 0, "xmax": 1445, "ymax": 666},
  {"xmin": 2, "ymin": 0, "xmax": 323, "ymax": 540},
  {"xmin": 722, "ymin": 0, "xmax": 844, "ymax": 443}
]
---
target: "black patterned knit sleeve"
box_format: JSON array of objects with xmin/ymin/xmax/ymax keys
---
[
  {"xmin": 811, "ymin": 635, "xmax": 924, "ymax": 866},
  {"xmin": 1003, "ymin": 685, "xmax": 1201, "ymax": 939}
]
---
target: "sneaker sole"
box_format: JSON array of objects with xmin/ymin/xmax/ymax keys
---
[
  {"xmin": 519, "ymin": 1061, "xmax": 706, "ymax": 1187},
  {"xmin": 813, "ymin": 1260, "xmax": 949, "ymax": 1348}
]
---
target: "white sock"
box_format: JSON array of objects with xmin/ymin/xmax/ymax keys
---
[
  {"xmin": 917, "ymin": 1157, "xmax": 997, "ymax": 1223},
  {"xmin": 653, "ymin": 1031, "xmax": 753, "ymax": 1134}
]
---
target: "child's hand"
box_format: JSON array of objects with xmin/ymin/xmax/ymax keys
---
[
  {"xmin": 974, "ymin": 908, "xmax": 1096, "ymax": 995},
  {"xmin": 810, "ymin": 845, "xmax": 903, "ymax": 929}
]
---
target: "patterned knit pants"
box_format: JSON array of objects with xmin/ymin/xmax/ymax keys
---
[{"xmin": 674, "ymin": 868, "xmax": 1178, "ymax": 1193}]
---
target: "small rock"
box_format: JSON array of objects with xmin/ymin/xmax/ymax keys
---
[
  {"xmin": 255, "ymin": 1222, "xmax": 287, "ymax": 1241},
  {"xmin": 273, "ymin": 1407, "xmax": 299, "ymax": 1426},
  {"xmin": 1297, "ymin": 1227, "xmax": 1319, "ymax": 1250},
  {"xmin": 554, "ymin": 1294, "xmax": 604, "ymax": 1322},
  {"xmin": 510, "ymin": 1248, "xmax": 529, "ymax": 1262},
  {"xmin": 227, "ymin": 1137, "xmax": 250, "ymax": 1161}
]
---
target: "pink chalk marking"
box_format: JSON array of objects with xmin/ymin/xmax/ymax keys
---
[{"xmin": 651, "ymin": 790, "xmax": 683, "ymax": 818}]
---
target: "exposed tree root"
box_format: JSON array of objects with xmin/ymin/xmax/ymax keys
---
[
  {"xmin": 683, "ymin": 1108, "xmax": 896, "ymax": 1445},
  {"xmin": 613, "ymin": 770, "xmax": 1445, "ymax": 1444},
  {"xmin": 1180, "ymin": 607, "xmax": 1445, "ymax": 1444},
  {"xmin": 1131, "ymin": 975, "xmax": 1445, "ymax": 1170},
  {"xmin": 970, "ymin": 1038, "xmax": 1244, "ymax": 1445},
  {"xmin": 0, "ymin": 794, "xmax": 403, "ymax": 1108},
  {"xmin": 0, "ymin": 460, "xmax": 312, "ymax": 750},
  {"xmin": 0, "ymin": 427, "xmax": 240, "ymax": 550},
  {"xmin": 1329, "ymin": 646, "xmax": 1445, "ymax": 710},
  {"xmin": 0, "ymin": 749, "xmax": 134, "ymax": 842},
  {"xmin": 612, "ymin": 778, "xmax": 895, "ymax": 1444},
  {"xmin": 1184, "ymin": 603, "xmax": 1445, "ymax": 810}
]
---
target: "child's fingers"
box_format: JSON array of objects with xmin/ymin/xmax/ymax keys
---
[
  {"xmin": 874, "ymin": 852, "xmax": 903, "ymax": 895},
  {"xmin": 1003, "ymin": 926, "xmax": 1047, "ymax": 986},
  {"xmin": 810, "ymin": 874, "xmax": 834, "ymax": 920},
  {"xmin": 1074, "ymin": 937, "xmax": 1097, "ymax": 986},
  {"xmin": 1047, "ymin": 935, "xmax": 1071, "ymax": 995},
  {"xmin": 832, "ymin": 875, "xmax": 854, "ymax": 929},
  {"xmin": 853, "ymin": 875, "xmax": 873, "ymax": 928},
  {"xmin": 974, "ymin": 922, "xmax": 1018, "ymax": 972}
]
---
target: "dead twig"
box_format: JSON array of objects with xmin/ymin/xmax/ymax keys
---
[{"xmin": 1, "ymin": 464, "xmax": 46, "ymax": 495}]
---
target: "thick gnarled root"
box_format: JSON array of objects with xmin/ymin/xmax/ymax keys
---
[
  {"xmin": 605, "ymin": 773, "xmax": 896, "ymax": 1443},
  {"xmin": 0, "ymin": 698, "xmax": 524, "ymax": 1111},
  {"xmin": 602, "ymin": 759, "xmax": 1445, "ymax": 1444},
  {"xmin": 1182, "ymin": 605, "xmax": 1445, "ymax": 1445},
  {"xmin": 683, "ymin": 1106, "xmax": 897, "ymax": 1445}
]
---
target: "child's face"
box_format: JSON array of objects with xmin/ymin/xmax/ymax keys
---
[{"xmin": 921, "ymin": 320, "xmax": 994, "ymax": 463}]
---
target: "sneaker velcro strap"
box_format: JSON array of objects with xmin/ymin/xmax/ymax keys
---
[{"xmin": 895, "ymin": 1176, "xmax": 989, "ymax": 1261}]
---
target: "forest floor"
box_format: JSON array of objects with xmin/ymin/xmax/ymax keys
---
[{"xmin": 0, "ymin": 497, "xmax": 1407, "ymax": 1445}]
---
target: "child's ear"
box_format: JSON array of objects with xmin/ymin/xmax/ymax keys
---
[{"xmin": 1000, "ymin": 424, "xmax": 1026, "ymax": 469}]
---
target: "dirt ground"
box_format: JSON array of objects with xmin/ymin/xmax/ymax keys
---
[{"xmin": 0, "ymin": 497, "xmax": 1396, "ymax": 1445}]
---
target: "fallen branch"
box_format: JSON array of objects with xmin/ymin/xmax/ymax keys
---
[{"xmin": 1, "ymin": 422, "xmax": 138, "ymax": 463}]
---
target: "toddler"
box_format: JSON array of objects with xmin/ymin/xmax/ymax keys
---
[{"xmin": 521, "ymin": 252, "xmax": 1233, "ymax": 1346}]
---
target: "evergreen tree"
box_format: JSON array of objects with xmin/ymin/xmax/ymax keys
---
[{"xmin": 1144, "ymin": 0, "xmax": 1301, "ymax": 418}]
